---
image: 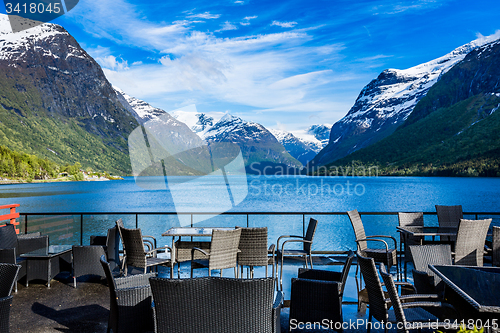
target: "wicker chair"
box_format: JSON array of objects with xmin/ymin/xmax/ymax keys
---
[
  {"xmin": 435, "ymin": 205, "xmax": 463, "ymax": 228},
  {"xmin": 0, "ymin": 224, "xmax": 48, "ymax": 292},
  {"xmin": 398, "ymin": 212, "xmax": 423, "ymax": 280},
  {"xmin": 277, "ymin": 218, "xmax": 318, "ymax": 290},
  {"xmin": 409, "ymin": 244, "xmax": 452, "ymax": 295},
  {"xmin": 100, "ymin": 255, "xmax": 155, "ymax": 333},
  {"xmin": 0, "ymin": 263, "xmax": 20, "ymax": 333},
  {"xmin": 348, "ymin": 210, "xmax": 398, "ymax": 278},
  {"xmin": 72, "ymin": 245, "xmax": 106, "ymax": 288},
  {"xmin": 454, "ymin": 218, "xmax": 491, "ymax": 266},
  {"xmin": 191, "ymin": 228, "xmax": 241, "ymax": 277},
  {"xmin": 237, "ymin": 227, "xmax": 275, "ymax": 279},
  {"xmin": 379, "ymin": 263, "xmax": 455, "ymax": 333},
  {"xmin": 289, "ymin": 251, "xmax": 355, "ymax": 332},
  {"xmin": 493, "ymin": 226, "xmax": 500, "ymax": 267},
  {"xmin": 116, "ymin": 222, "xmax": 172, "ymax": 276},
  {"xmin": 150, "ymin": 276, "xmax": 282, "ymax": 333},
  {"xmin": 105, "ymin": 226, "xmax": 121, "ymax": 273},
  {"xmin": 357, "ymin": 252, "xmax": 450, "ymax": 333}
]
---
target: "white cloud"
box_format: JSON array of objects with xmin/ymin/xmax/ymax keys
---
[
  {"xmin": 96, "ymin": 55, "xmax": 129, "ymax": 71},
  {"xmin": 271, "ymin": 21, "xmax": 298, "ymax": 28},
  {"xmin": 240, "ymin": 15, "xmax": 257, "ymax": 26},
  {"xmin": 216, "ymin": 21, "xmax": 238, "ymax": 32},
  {"xmin": 187, "ymin": 12, "xmax": 221, "ymax": 19}
]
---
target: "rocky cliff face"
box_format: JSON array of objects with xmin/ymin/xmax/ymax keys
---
[
  {"xmin": 269, "ymin": 129, "xmax": 317, "ymax": 166},
  {"xmin": 0, "ymin": 15, "xmax": 138, "ymax": 173},
  {"xmin": 312, "ymin": 34, "xmax": 500, "ymax": 167}
]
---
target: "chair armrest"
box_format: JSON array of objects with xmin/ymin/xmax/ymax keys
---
[
  {"xmin": 366, "ymin": 235, "xmax": 397, "ymax": 249},
  {"xmin": 399, "ymin": 294, "xmax": 440, "ymax": 303},
  {"xmin": 0, "ymin": 248, "xmax": 16, "ymax": 264},
  {"xmin": 281, "ymin": 239, "xmax": 313, "ymax": 253},
  {"xmin": 394, "ymin": 281, "xmax": 417, "ymax": 294},
  {"xmin": 18, "ymin": 235, "xmax": 48, "ymax": 255},
  {"xmin": 277, "ymin": 235, "xmax": 303, "ymax": 250},
  {"xmin": 146, "ymin": 246, "xmax": 171, "ymax": 258},
  {"xmin": 142, "ymin": 235, "xmax": 157, "ymax": 249},
  {"xmin": 115, "ymin": 272, "xmax": 157, "ymax": 289},
  {"xmin": 191, "ymin": 247, "xmax": 209, "ymax": 261},
  {"xmin": 273, "ymin": 291, "xmax": 283, "ymax": 333},
  {"xmin": 356, "ymin": 238, "xmax": 389, "ymax": 251},
  {"xmin": 268, "ymin": 244, "xmax": 275, "ymax": 254}
]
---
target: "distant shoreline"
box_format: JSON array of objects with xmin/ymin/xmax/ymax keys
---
[{"xmin": 0, "ymin": 175, "xmax": 123, "ymax": 185}]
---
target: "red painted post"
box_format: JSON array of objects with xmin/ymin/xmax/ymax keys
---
[{"xmin": 0, "ymin": 204, "xmax": 21, "ymax": 234}]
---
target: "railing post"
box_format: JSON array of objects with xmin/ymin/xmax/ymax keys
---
[
  {"xmin": 303, "ymin": 214, "xmax": 305, "ymax": 237},
  {"xmin": 136, "ymin": 214, "xmax": 139, "ymax": 229},
  {"xmin": 80, "ymin": 214, "xmax": 83, "ymax": 245},
  {"xmin": 247, "ymin": 214, "xmax": 249, "ymax": 227}
]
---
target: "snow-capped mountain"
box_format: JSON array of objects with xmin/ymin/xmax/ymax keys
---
[
  {"xmin": 204, "ymin": 114, "xmax": 302, "ymax": 171},
  {"xmin": 269, "ymin": 129, "xmax": 317, "ymax": 166},
  {"xmin": 0, "ymin": 14, "xmax": 139, "ymax": 174},
  {"xmin": 114, "ymin": 87, "xmax": 166, "ymax": 123},
  {"xmin": 312, "ymin": 33, "xmax": 500, "ymax": 167},
  {"xmin": 171, "ymin": 111, "xmax": 223, "ymax": 137}
]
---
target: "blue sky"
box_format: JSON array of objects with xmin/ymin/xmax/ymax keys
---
[{"xmin": 6, "ymin": 0, "xmax": 500, "ymax": 132}]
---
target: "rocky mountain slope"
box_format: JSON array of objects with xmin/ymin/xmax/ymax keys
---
[
  {"xmin": 203, "ymin": 114, "xmax": 302, "ymax": 173},
  {"xmin": 0, "ymin": 15, "xmax": 139, "ymax": 174},
  {"xmin": 326, "ymin": 38, "xmax": 500, "ymax": 176},
  {"xmin": 312, "ymin": 34, "xmax": 500, "ymax": 167},
  {"xmin": 270, "ymin": 129, "xmax": 318, "ymax": 166}
]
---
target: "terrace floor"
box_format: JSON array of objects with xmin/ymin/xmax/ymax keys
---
[{"xmin": 10, "ymin": 256, "xmax": 424, "ymax": 333}]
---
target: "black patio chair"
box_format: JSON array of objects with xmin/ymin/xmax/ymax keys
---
[
  {"xmin": 72, "ymin": 245, "xmax": 106, "ymax": 288},
  {"xmin": 100, "ymin": 255, "xmax": 155, "ymax": 333}
]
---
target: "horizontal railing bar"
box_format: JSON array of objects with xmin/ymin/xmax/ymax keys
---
[{"xmin": 16, "ymin": 211, "xmax": 500, "ymax": 216}]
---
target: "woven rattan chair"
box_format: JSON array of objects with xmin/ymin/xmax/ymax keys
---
[
  {"xmin": 493, "ymin": 226, "xmax": 500, "ymax": 267},
  {"xmin": 289, "ymin": 251, "xmax": 354, "ymax": 332},
  {"xmin": 435, "ymin": 205, "xmax": 463, "ymax": 228},
  {"xmin": 379, "ymin": 263, "xmax": 455, "ymax": 333},
  {"xmin": 398, "ymin": 212, "xmax": 423, "ymax": 280},
  {"xmin": 150, "ymin": 276, "xmax": 282, "ymax": 333},
  {"xmin": 357, "ymin": 252, "xmax": 450, "ymax": 333},
  {"xmin": 0, "ymin": 224, "xmax": 48, "ymax": 292},
  {"xmin": 0, "ymin": 263, "xmax": 20, "ymax": 333},
  {"xmin": 72, "ymin": 245, "xmax": 106, "ymax": 288},
  {"xmin": 277, "ymin": 218, "xmax": 318, "ymax": 290},
  {"xmin": 454, "ymin": 218, "xmax": 491, "ymax": 266},
  {"xmin": 100, "ymin": 255, "xmax": 155, "ymax": 333},
  {"xmin": 409, "ymin": 244, "xmax": 452, "ymax": 295},
  {"xmin": 116, "ymin": 222, "xmax": 171, "ymax": 276},
  {"xmin": 348, "ymin": 210, "xmax": 398, "ymax": 279},
  {"xmin": 191, "ymin": 228, "xmax": 241, "ymax": 277},
  {"xmin": 237, "ymin": 227, "xmax": 275, "ymax": 279}
]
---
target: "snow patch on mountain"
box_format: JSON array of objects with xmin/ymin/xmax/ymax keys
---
[{"xmin": 171, "ymin": 110, "xmax": 224, "ymax": 137}]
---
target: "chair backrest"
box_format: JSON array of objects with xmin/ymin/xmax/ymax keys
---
[
  {"xmin": 99, "ymin": 255, "xmax": 118, "ymax": 305},
  {"xmin": 379, "ymin": 263, "xmax": 407, "ymax": 332},
  {"xmin": 356, "ymin": 252, "xmax": 388, "ymax": 323},
  {"xmin": 398, "ymin": 212, "xmax": 424, "ymax": 228},
  {"xmin": 493, "ymin": 226, "xmax": 500, "ymax": 267},
  {"xmin": 0, "ymin": 224, "xmax": 19, "ymax": 255},
  {"xmin": 435, "ymin": 205, "xmax": 463, "ymax": 228},
  {"xmin": 209, "ymin": 228, "xmax": 241, "ymax": 271},
  {"xmin": 348, "ymin": 210, "xmax": 367, "ymax": 251},
  {"xmin": 304, "ymin": 218, "xmax": 318, "ymax": 253},
  {"xmin": 150, "ymin": 276, "xmax": 274, "ymax": 333},
  {"xmin": 237, "ymin": 227, "xmax": 268, "ymax": 267},
  {"xmin": 409, "ymin": 244, "xmax": 451, "ymax": 293},
  {"xmin": 72, "ymin": 246, "xmax": 106, "ymax": 279},
  {"xmin": 0, "ymin": 263, "xmax": 20, "ymax": 297},
  {"xmin": 119, "ymin": 227, "xmax": 147, "ymax": 269},
  {"xmin": 455, "ymin": 218, "xmax": 491, "ymax": 266},
  {"xmin": 106, "ymin": 226, "xmax": 120, "ymax": 271}
]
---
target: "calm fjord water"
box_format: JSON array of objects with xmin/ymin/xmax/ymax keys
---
[{"xmin": 1, "ymin": 176, "xmax": 499, "ymax": 251}]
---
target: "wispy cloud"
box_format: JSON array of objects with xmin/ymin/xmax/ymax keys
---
[
  {"xmin": 240, "ymin": 15, "xmax": 257, "ymax": 26},
  {"xmin": 271, "ymin": 21, "xmax": 297, "ymax": 28},
  {"xmin": 187, "ymin": 12, "xmax": 221, "ymax": 19},
  {"xmin": 216, "ymin": 21, "xmax": 238, "ymax": 32}
]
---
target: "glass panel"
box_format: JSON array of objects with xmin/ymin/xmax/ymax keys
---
[
  {"xmin": 82, "ymin": 214, "xmax": 136, "ymax": 245},
  {"xmin": 306, "ymin": 214, "xmax": 352, "ymax": 252},
  {"xmin": 249, "ymin": 214, "xmax": 303, "ymax": 250},
  {"xmin": 26, "ymin": 214, "xmax": 80, "ymax": 245},
  {"xmin": 138, "ymin": 214, "xmax": 179, "ymax": 246}
]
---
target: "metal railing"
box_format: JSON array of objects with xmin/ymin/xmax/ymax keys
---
[{"xmin": 9, "ymin": 211, "xmax": 500, "ymax": 253}]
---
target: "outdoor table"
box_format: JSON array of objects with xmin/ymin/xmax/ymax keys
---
[
  {"xmin": 429, "ymin": 265, "xmax": 500, "ymax": 326},
  {"xmin": 20, "ymin": 244, "xmax": 72, "ymax": 287},
  {"xmin": 162, "ymin": 227, "xmax": 234, "ymax": 276}
]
